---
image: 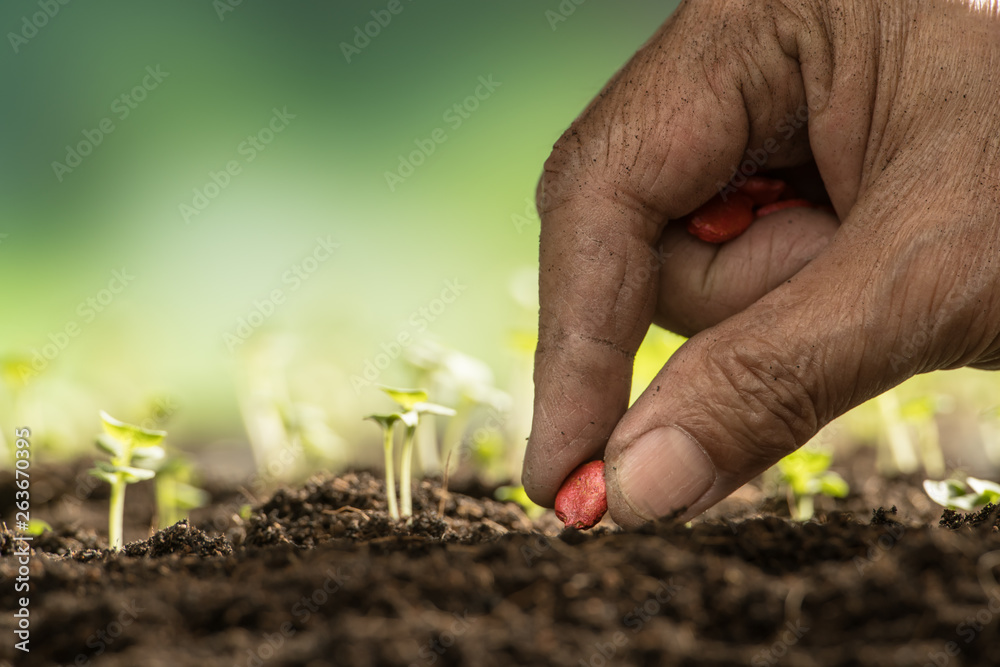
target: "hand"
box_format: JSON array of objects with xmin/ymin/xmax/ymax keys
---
[{"xmin": 521, "ymin": 0, "xmax": 1000, "ymax": 526}]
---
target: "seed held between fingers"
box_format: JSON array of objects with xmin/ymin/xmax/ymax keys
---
[{"xmin": 554, "ymin": 460, "xmax": 608, "ymax": 529}]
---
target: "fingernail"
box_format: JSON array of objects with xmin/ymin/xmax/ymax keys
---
[{"xmin": 616, "ymin": 427, "xmax": 716, "ymax": 520}]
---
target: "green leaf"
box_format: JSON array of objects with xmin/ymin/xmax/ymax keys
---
[
  {"xmin": 364, "ymin": 413, "xmax": 404, "ymax": 430},
  {"xmin": 23, "ymin": 519, "xmax": 53, "ymax": 537},
  {"xmin": 131, "ymin": 446, "xmax": 166, "ymax": 463},
  {"xmin": 100, "ymin": 410, "xmax": 167, "ymax": 448},
  {"xmin": 923, "ymin": 479, "xmax": 982, "ymax": 510},
  {"xmin": 494, "ymin": 485, "xmax": 545, "ymax": 519},
  {"xmin": 951, "ymin": 495, "xmax": 985, "ymax": 512},
  {"xmin": 95, "ymin": 434, "xmax": 124, "ymax": 458},
  {"xmin": 819, "ymin": 473, "xmax": 849, "ymax": 498},
  {"xmin": 413, "ymin": 401, "xmax": 457, "ymax": 417},
  {"xmin": 174, "ymin": 483, "xmax": 210, "ymax": 510},
  {"xmin": 900, "ymin": 396, "xmax": 936, "ymax": 421},
  {"xmin": 379, "ymin": 387, "xmax": 428, "ymax": 411},
  {"xmin": 923, "ymin": 479, "xmax": 964, "ymax": 506},
  {"xmin": 399, "ymin": 410, "xmax": 420, "ymax": 429},
  {"xmin": 966, "ymin": 477, "xmax": 1000, "ymax": 502},
  {"xmin": 104, "ymin": 465, "xmax": 156, "ymax": 483},
  {"xmin": 88, "ymin": 467, "xmax": 118, "ymax": 485}
]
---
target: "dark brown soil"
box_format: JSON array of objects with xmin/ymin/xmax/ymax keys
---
[{"xmin": 2, "ymin": 467, "xmax": 1000, "ymax": 667}]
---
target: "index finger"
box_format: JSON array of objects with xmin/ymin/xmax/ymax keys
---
[{"xmin": 521, "ymin": 1, "xmax": 809, "ymax": 506}]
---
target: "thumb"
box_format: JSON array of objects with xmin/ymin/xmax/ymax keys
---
[{"xmin": 603, "ymin": 213, "xmax": 954, "ymax": 526}]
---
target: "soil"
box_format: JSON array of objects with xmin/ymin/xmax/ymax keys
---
[{"xmin": 2, "ymin": 461, "xmax": 1000, "ymax": 667}]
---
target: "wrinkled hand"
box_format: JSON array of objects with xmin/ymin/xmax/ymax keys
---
[{"xmin": 522, "ymin": 0, "xmax": 1000, "ymax": 526}]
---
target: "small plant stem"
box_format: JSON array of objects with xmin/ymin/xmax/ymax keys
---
[
  {"xmin": 918, "ymin": 420, "xmax": 946, "ymax": 479},
  {"xmin": 441, "ymin": 398, "xmax": 474, "ymax": 462},
  {"xmin": 383, "ymin": 426, "xmax": 400, "ymax": 521},
  {"xmin": 877, "ymin": 391, "xmax": 918, "ymax": 476},
  {"xmin": 108, "ymin": 478, "xmax": 126, "ymax": 550},
  {"xmin": 400, "ymin": 424, "xmax": 417, "ymax": 518},
  {"xmin": 795, "ymin": 493, "xmax": 814, "ymax": 522},
  {"xmin": 437, "ymin": 448, "xmax": 454, "ymax": 517}
]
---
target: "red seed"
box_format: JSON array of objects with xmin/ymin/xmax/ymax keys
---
[
  {"xmin": 554, "ymin": 461, "xmax": 608, "ymax": 530},
  {"xmin": 754, "ymin": 198, "xmax": 815, "ymax": 218},
  {"xmin": 735, "ymin": 176, "xmax": 790, "ymax": 206},
  {"xmin": 686, "ymin": 192, "xmax": 755, "ymax": 244}
]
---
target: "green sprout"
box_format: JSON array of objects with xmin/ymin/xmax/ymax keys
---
[
  {"xmin": 924, "ymin": 476, "xmax": 1000, "ymax": 511},
  {"xmin": 88, "ymin": 411, "xmax": 166, "ymax": 550},
  {"xmin": 775, "ymin": 447, "xmax": 849, "ymax": 520},
  {"xmin": 154, "ymin": 456, "xmax": 209, "ymax": 529},
  {"xmin": 366, "ymin": 387, "xmax": 455, "ymax": 520},
  {"xmin": 22, "ymin": 518, "xmax": 52, "ymax": 537},
  {"xmin": 494, "ymin": 485, "xmax": 545, "ymax": 519},
  {"xmin": 364, "ymin": 412, "xmax": 411, "ymax": 521}
]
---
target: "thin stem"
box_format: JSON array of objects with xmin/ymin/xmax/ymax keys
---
[
  {"xmin": 383, "ymin": 426, "xmax": 400, "ymax": 521},
  {"xmin": 108, "ymin": 434, "xmax": 134, "ymax": 551},
  {"xmin": 877, "ymin": 391, "xmax": 918, "ymax": 476},
  {"xmin": 108, "ymin": 479, "xmax": 126, "ymax": 550},
  {"xmin": 795, "ymin": 493, "xmax": 814, "ymax": 522},
  {"xmin": 400, "ymin": 424, "xmax": 416, "ymax": 518}
]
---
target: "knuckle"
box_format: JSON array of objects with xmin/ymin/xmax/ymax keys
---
[
  {"xmin": 697, "ymin": 337, "xmax": 821, "ymax": 463},
  {"xmin": 538, "ymin": 126, "xmax": 608, "ymax": 216}
]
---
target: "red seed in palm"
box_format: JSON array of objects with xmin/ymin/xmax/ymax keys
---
[
  {"xmin": 686, "ymin": 192, "xmax": 755, "ymax": 243},
  {"xmin": 554, "ymin": 461, "xmax": 608, "ymax": 530},
  {"xmin": 754, "ymin": 198, "xmax": 815, "ymax": 218},
  {"xmin": 735, "ymin": 176, "xmax": 791, "ymax": 206}
]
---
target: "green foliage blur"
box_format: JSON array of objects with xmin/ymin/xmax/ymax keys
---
[
  {"xmin": 2, "ymin": 0, "xmax": 1000, "ymax": 495},
  {"xmin": 0, "ymin": 0, "xmax": 680, "ymax": 458}
]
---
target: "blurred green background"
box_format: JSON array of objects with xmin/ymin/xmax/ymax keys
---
[
  {"xmin": 3, "ymin": 0, "xmax": 999, "ymax": 486},
  {"xmin": 0, "ymin": 0, "xmax": 683, "ymax": 467}
]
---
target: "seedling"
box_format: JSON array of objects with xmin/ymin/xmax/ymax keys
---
[
  {"xmin": 403, "ymin": 340, "xmax": 513, "ymax": 479},
  {"xmin": 88, "ymin": 411, "xmax": 166, "ymax": 550},
  {"xmin": 555, "ymin": 461, "xmax": 608, "ymax": 529},
  {"xmin": 924, "ymin": 476, "xmax": 1000, "ymax": 511},
  {"xmin": 21, "ymin": 519, "xmax": 52, "ymax": 537},
  {"xmin": 494, "ymin": 485, "xmax": 545, "ymax": 519},
  {"xmin": 875, "ymin": 390, "xmax": 946, "ymax": 478},
  {"xmin": 775, "ymin": 447, "xmax": 849, "ymax": 521},
  {"xmin": 367, "ymin": 387, "xmax": 455, "ymax": 519},
  {"xmin": 364, "ymin": 412, "xmax": 412, "ymax": 521},
  {"xmin": 154, "ymin": 456, "xmax": 209, "ymax": 529}
]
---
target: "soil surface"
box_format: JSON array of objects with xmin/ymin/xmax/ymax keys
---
[{"xmin": 2, "ymin": 463, "xmax": 1000, "ymax": 667}]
